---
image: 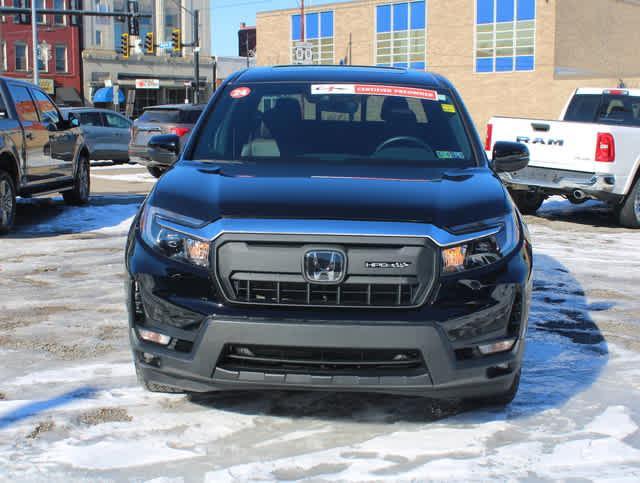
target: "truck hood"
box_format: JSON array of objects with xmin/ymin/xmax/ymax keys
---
[{"xmin": 150, "ymin": 161, "xmax": 510, "ymax": 229}]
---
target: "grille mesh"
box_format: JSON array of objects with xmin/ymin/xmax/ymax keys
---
[{"xmin": 232, "ymin": 279, "xmax": 416, "ymax": 307}]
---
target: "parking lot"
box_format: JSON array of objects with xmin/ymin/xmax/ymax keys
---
[{"xmin": 0, "ymin": 162, "xmax": 639, "ymax": 481}]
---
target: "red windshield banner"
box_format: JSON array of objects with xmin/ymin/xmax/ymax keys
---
[{"xmin": 311, "ymin": 84, "xmax": 438, "ymax": 101}]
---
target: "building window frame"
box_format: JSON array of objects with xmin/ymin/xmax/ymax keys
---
[
  {"xmin": 54, "ymin": 0, "xmax": 66, "ymax": 25},
  {"xmin": 55, "ymin": 44, "xmax": 67, "ymax": 73},
  {"xmin": 474, "ymin": 0, "xmax": 536, "ymax": 74},
  {"xmin": 0, "ymin": 42, "xmax": 6, "ymax": 71},
  {"xmin": 374, "ymin": 1, "xmax": 427, "ymax": 70},
  {"xmin": 36, "ymin": 0, "xmax": 46, "ymax": 25},
  {"xmin": 15, "ymin": 42, "xmax": 29, "ymax": 72},
  {"xmin": 290, "ymin": 10, "xmax": 335, "ymax": 65}
]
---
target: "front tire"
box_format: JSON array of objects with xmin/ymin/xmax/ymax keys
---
[
  {"xmin": 0, "ymin": 170, "xmax": 17, "ymax": 235},
  {"xmin": 510, "ymin": 190, "xmax": 544, "ymax": 215},
  {"xmin": 147, "ymin": 166, "xmax": 165, "ymax": 179},
  {"xmin": 63, "ymin": 155, "xmax": 90, "ymax": 205},
  {"xmin": 617, "ymin": 178, "xmax": 640, "ymax": 228}
]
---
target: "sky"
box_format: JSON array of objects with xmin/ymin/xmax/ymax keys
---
[{"xmin": 210, "ymin": 0, "xmax": 350, "ymax": 57}]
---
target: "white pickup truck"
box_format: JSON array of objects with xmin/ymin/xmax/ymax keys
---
[{"xmin": 486, "ymin": 88, "xmax": 640, "ymax": 228}]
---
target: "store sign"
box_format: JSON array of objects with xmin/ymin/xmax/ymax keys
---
[
  {"xmin": 135, "ymin": 79, "xmax": 160, "ymax": 89},
  {"xmin": 39, "ymin": 79, "xmax": 55, "ymax": 94}
]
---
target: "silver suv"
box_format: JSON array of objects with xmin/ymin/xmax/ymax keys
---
[{"xmin": 61, "ymin": 108, "xmax": 132, "ymax": 164}]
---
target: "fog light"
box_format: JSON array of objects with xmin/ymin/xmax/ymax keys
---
[
  {"xmin": 138, "ymin": 328, "xmax": 171, "ymax": 346},
  {"xmin": 477, "ymin": 338, "xmax": 516, "ymax": 355}
]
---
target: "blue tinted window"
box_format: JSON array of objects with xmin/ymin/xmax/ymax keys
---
[
  {"xmin": 476, "ymin": 58, "xmax": 493, "ymax": 72},
  {"xmin": 306, "ymin": 12, "xmax": 318, "ymax": 39},
  {"xmin": 516, "ymin": 55, "xmax": 534, "ymax": 71},
  {"xmin": 411, "ymin": 1, "xmax": 425, "ymax": 30},
  {"xmin": 476, "ymin": 0, "xmax": 494, "ymax": 24},
  {"xmin": 377, "ymin": 4, "xmax": 391, "ymax": 32},
  {"xmin": 497, "ymin": 0, "xmax": 515, "ymax": 22},
  {"xmin": 393, "ymin": 3, "xmax": 408, "ymax": 31},
  {"xmin": 393, "ymin": 62, "xmax": 408, "ymax": 68},
  {"xmin": 496, "ymin": 57, "xmax": 513, "ymax": 71},
  {"xmin": 410, "ymin": 61, "xmax": 425, "ymax": 70},
  {"xmin": 292, "ymin": 14, "xmax": 301, "ymax": 41},
  {"xmin": 320, "ymin": 11, "xmax": 333, "ymax": 37},
  {"xmin": 517, "ymin": 0, "xmax": 535, "ymax": 20}
]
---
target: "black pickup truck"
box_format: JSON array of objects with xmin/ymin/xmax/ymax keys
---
[
  {"xmin": 126, "ymin": 66, "xmax": 533, "ymax": 407},
  {"xmin": 0, "ymin": 77, "xmax": 90, "ymax": 234}
]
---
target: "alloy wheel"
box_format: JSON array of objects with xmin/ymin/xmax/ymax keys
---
[{"xmin": 0, "ymin": 178, "xmax": 14, "ymax": 228}]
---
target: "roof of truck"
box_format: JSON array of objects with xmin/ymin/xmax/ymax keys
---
[{"xmin": 231, "ymin": 65, "xmax": 452, "ymax": 90}]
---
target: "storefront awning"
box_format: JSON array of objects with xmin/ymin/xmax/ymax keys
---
[
  {"xmin": 93, "ymin": 87, "xmax": 125, "ymax": 103},
  {"xmin": 55, "ymin": 87, "xmax": 83, "ymax": 107}
]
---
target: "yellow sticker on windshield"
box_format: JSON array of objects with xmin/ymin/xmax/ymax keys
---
[{"xmin": 441, "ymin": 103, "xmax": 456, "ymax": 113}]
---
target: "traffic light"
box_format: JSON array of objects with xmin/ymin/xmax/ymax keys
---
[
  {"xmin": 144, "ymin": 32, "xmax": 155, "ymax": 55},
  {"xmin": 171, "ymin": 29, "xmax": 182, "ymax": 53},
  {"xmin": 120, "ymin": 33, "xmax": 130, "ymax": 59}
]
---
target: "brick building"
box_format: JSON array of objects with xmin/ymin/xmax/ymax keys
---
[
  {"xmin": 256, "ymin": 0, "xmax": 640, "ymax": 131},
  {"xmin": 0, "ymin": 0, "xmax": 83, "ymax": 105}
]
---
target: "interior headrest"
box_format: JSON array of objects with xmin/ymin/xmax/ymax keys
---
[{"xmin": 381, "ymin": 96, "xmax": 417, "ymax": 123}]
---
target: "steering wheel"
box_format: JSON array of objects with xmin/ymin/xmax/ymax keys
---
[{"xmin": 374, "ymin": 136, "xmax": 433, "ymax": 154}]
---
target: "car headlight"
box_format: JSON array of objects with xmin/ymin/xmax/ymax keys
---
[
  {"xmin": 139, "ymin": 204, "xmax": 210, "ymax": 268},
  {"xmin": 442, "ymin": 212, "xmax": 520, "ymax": 274}
]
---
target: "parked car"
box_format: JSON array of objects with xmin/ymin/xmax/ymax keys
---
[
  {"xmin": 487, "ymin": 88, "xmax": 640, "ymax": 228},
  {"xmin": 125, "ymin": 66, "xmax": 533, "ymax": 407},
  {"xmin": 0, "ymin": 76, "xmax": 90, "ymax": 234},
  {"xmin": 128, "ymin": 104, "xmax": 204, "ymax": 178},
  {"xmin": 61, "ymin": 107, "xmax": 132, "ymax": 164}
]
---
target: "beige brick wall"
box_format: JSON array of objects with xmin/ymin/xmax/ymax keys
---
[
  {"xmin": 555, "ymin": 0, "xmax": 640, "ymax": 79},
  {"xmin": 255, "ymin": 0, "xmax": 640, "ymax": 134}
]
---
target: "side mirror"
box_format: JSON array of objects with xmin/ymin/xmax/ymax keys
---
[
  {"xmin": 148, "ymin": 134, "xmax": 180, "ymax": 155},
  {"xmin": 491, "ymin": 141, "xmax": 529, "ymax": 173},
  {"xmin": 147, "ymin": 134, "xmax": 180, "ymax": 165}
]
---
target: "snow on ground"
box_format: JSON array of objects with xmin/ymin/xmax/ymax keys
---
[
  {"xmin": 92, "ymin": 172, "xmax": 157, "ymax": 184},
  {"xmin": 0, "ymin": 194, "xmax": 639, "ymax": 481}
]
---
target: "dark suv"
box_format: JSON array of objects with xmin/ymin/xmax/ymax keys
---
[
  {"xmin": 125, "ymin": 66, "xmax": 532, "ymax": 406},
  {"xmin": 0, "ymin": 77, "xmax": 90, "ymax": 234},
  {"xmin": 128, "ymin": 104, "xmax": 204, "ymax": 178}
]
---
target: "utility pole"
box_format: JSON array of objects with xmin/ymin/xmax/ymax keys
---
[
  {"xmin": 193, "ymin": 9, "xmax": 200, "ymax": 104},
  {"xmin": 300, "ymin": 0, "xmax": 305, "ymax": 42},
  {"xmin": 31, "ymin": 0, "xmax": 38, "ymax": 85},
  {"xmin": 349, "ymin": 32, "xmax": 352, "ymax": 65}
]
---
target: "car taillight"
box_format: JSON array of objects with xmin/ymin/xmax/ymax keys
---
[
  {"xmin": 595, "ymin": 132, "xmax": 615, "ymax": 162},
  {"xmin": 484, "ymin": 123, "xmax": 493, "ymax": 151},
  {"xmin": 170, "ymin": 127, "xmax": 190, "ymax": 137}
]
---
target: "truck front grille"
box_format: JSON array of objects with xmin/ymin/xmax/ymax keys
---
[
  {"xmin": 218, "ymin": 344, "xmax": 425, "ymax": 375},
  {"xmin": 232, "ymin": 279, "xmax": 417, "ymax": 307}
]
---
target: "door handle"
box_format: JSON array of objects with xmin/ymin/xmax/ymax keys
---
[{"xmin": 25, "ymin": 132, "xmax": 33, "ymax": 140}]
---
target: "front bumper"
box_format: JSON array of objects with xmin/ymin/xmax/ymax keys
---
[
  {"xmin": 132, "ymin": 318, "xmax": 523, "ymax": 398},
  {"xmin": 500, "ymin": 166, "xmax": 620, "ymax": 201},
  {"xmin": 126, "ymin": 227, "xmax": 532, "ymax": 398}
]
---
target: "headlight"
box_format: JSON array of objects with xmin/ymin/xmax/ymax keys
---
[
  {"xmin": 442, "ymin": 212, "xmax": 520, "ymax": 274},
  {"xmin": 139, "ymin": 204, "xmax": 210, "ymax": 268}
]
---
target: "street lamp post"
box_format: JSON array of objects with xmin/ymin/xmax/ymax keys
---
[
  {"xmin": 31, "ymin": 1, "xmax": 38, "ymax": 85},
  {"xmin": 170, "ymin": 0, "xmax": 200, "ymax": 104}
]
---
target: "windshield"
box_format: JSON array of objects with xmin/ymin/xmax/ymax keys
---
[
  {"xmin": 138, "ymin": 109, "xmax": 180, "ymax": 123},
  {"xmin": 190, "ymin": 82, "xmax": 476, "ymax": 167}
]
